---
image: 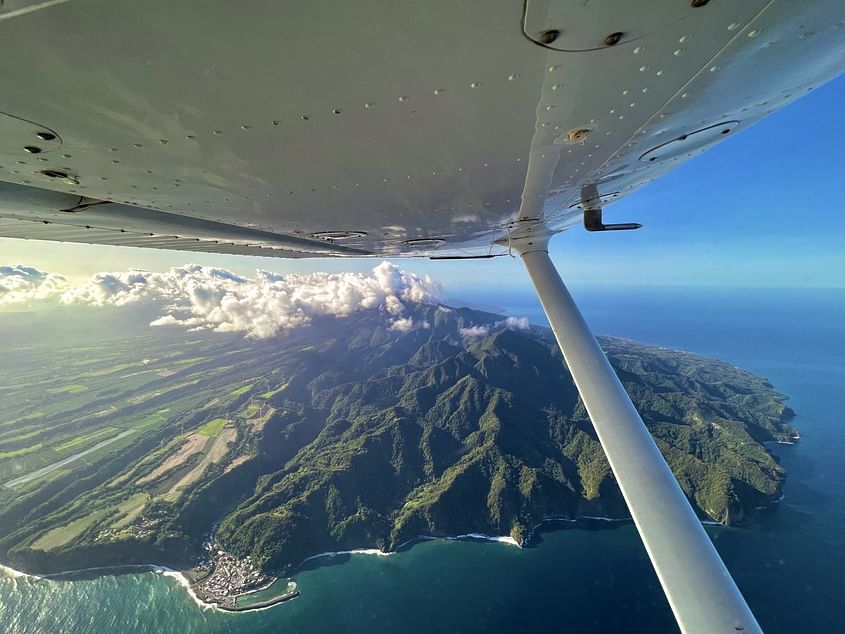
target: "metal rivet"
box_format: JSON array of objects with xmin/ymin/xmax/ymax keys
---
[
  {"xmin": 604, "ymin": 32, "xmax": 624, "ymax": 46},
  {"xmin": 213, "ymin": 129, "xmax": 223, "ymax": 134},
  {"xmin": 23, "ymin": 146, "xmax": 42, "ymax": 154},
  {"xmin": 547, "ymin": 65, "xmax": 561, "ymax": 72},
  {"xmin": 36, "ymin": 131, "xmax": 56, "ymax": 141},
  {"xmin": 508, "ymin": 74, "xmax": 520, "ymax": 81},
  {"xmin": 633, "ymin": 46, "xmax": 645, "ymax": 55},
  {"xmin": 537, "ymin": 29, "xmax": 560, "ymax": 45},
  {"xmin": 364, "ymin": 102, "xmax": 375, "ymax": 109},
  {"xmin": 674, "ymin": 48, "xmax": 685, "ymax": 56},
  {"xmin": 398, "ymin": 95, "xmax": 409, "ymax": 102},
  {"xmin": 469, "ymin": 82, "xmax": 482, "ymax": 88},
  {"xmin": 433, "ymin": 89, "xmax": 445, "ymax": 95},
  {"xmin": 332, "ymin": 109, "xmax": 342, "ymax": 114}
]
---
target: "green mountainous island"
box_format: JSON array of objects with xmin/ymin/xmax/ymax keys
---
[{"xmin": 0, "ymin": 304, "xmax": 796, "ymax": 585}]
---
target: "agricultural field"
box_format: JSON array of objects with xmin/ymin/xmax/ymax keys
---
[{"xmin": 0, "ymin": 307, "xmax": 322, "ymax": 572}]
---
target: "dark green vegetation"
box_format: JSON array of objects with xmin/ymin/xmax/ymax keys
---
[{"xmin": 0, "ymin": 304, "xmax": 794, "ymax": 575}]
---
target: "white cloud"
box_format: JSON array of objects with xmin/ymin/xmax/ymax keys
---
[
  {"xmin": 459, "ymin": 325, "xmax": 490, "ymax": 337},
  {"xmin": 0, "ymin": 265, "xmax": 69, "ymax": 305},
  {"xmin": 389, "ymin": 317, "xmax": 415, "ymax": 333},
  {"xmin": 497, "ymin": 316, "xmax": 529, "ymax": 331},
  {"xmin": 459, "ymin": 316, "xmax": 529, "ymax": 338},
  {"xmin": 0, "ymin": 261, "xmax": 441, "ymax": 339},
  {"xmin": 148, "ymin": 314, "xmax": 180, "ymax": 327}
]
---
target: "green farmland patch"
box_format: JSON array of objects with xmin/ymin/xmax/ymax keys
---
[
  {"xmin": 195, "ymin": 418, "xmax": 228, "ymax": 437},
  {"xmin": 0, "ymin": 443, "xmax": 43, "ymax": 459},
  {"xmin": 55, "ymin": 427, "xmax": 119, "ymax": 452},
  {"xmin": 47, "ymin": 384, "xmax": 89, "ymax": 395},
  {"xmin": 231, "ymin": 383, "xmax": 253, "ymax": 397}
]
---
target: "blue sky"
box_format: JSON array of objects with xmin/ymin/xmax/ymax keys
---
[{"xmin": 1, "ymin": 77, "xmax": 842, "ymax": 297}]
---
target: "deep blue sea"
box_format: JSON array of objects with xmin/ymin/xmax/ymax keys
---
[{"xmin": 1, "ymin": 286, "xmax": 843, "ymax": 634}]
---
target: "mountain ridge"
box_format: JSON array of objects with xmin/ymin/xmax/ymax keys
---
[{"xmin": 0, "ymin": 303, "xmax": 795, "ymax": 576}]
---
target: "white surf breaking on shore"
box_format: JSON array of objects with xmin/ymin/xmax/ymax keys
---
[
  {"xmin": 152, "ymin": 566, "xmax": 221, "ymax": 612},
  {"xmin": 529, "ymin": 515, "xmax": 630, "ymax": 532},
  {"xmin": 450, "ymin": 533, "xmax": 520, "ymax": 546},
  {"xmin": 0, "ymin": 562, "xmax": 222, "ymax": 612},
  {"xmin": 300, "ymin": 532, "xmax": 521, "ymax": 566},
  {"xmin": 300, "ymin": 548, "xmax": 396, "ymax": 564}
]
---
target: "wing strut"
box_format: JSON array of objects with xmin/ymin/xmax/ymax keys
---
[{"xmin": 513, "ymin": 232, "xmax": 762, "ymax": 634}]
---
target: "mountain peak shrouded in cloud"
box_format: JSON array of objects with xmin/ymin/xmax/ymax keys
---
[{"xmin": 0, "ymin": 261, "xmax": 441, "ymax": 339}]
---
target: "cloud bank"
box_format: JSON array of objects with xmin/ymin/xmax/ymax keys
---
[
  {"xmin": 458, "ymin": 316, "xmax": 531, "ymax": 338},
  {"xmin": 0, "ymin": 265, "xmax": 69, "ymax": 304},
  {"xmin": 0, "ymin": 262, "xmax": 441, "ymax": 339}
]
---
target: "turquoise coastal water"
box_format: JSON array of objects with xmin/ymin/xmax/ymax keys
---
[{"xmin": 1, "ymin": 287, "xmax": 842, "ymax": 633}]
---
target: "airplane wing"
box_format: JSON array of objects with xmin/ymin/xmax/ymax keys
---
[
  {"xmin": 2, "ymin": 2, "xmax": 843, "ymax": 633},
  {"xmin": 1, "ymin": 0, "xmax": 841, "ymax": 258}
]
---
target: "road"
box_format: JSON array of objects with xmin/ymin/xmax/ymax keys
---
[{"xmin": 3, "ymin": 429, "xmax": 138, "ymax": 488}]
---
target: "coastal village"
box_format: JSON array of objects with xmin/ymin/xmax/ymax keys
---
[{"xmin": 191, "ymin": 539, "xmax": 276, "ymax": 609}]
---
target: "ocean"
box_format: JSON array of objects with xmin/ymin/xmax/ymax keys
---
[{"xmin": 1, "ymin": 286, "xmax": 842, "ymax": 634}]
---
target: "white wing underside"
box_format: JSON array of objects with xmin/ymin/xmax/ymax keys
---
[{"xmin": 0, "ymin": 0, "xmax": 842, "ymax": 259}]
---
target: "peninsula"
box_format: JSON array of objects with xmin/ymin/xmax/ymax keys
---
[{"xmin": 0, "ymin": 304, "xmax": 796, "ymax": 580}]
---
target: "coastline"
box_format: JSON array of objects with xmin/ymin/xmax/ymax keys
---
[
  {"xmin": 0, "ymin": 563, "xmax": 223, "ymax": 612},
  {"xmin": 0, "ymin": 514, "xmax": 728, "ymax": 615}
]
